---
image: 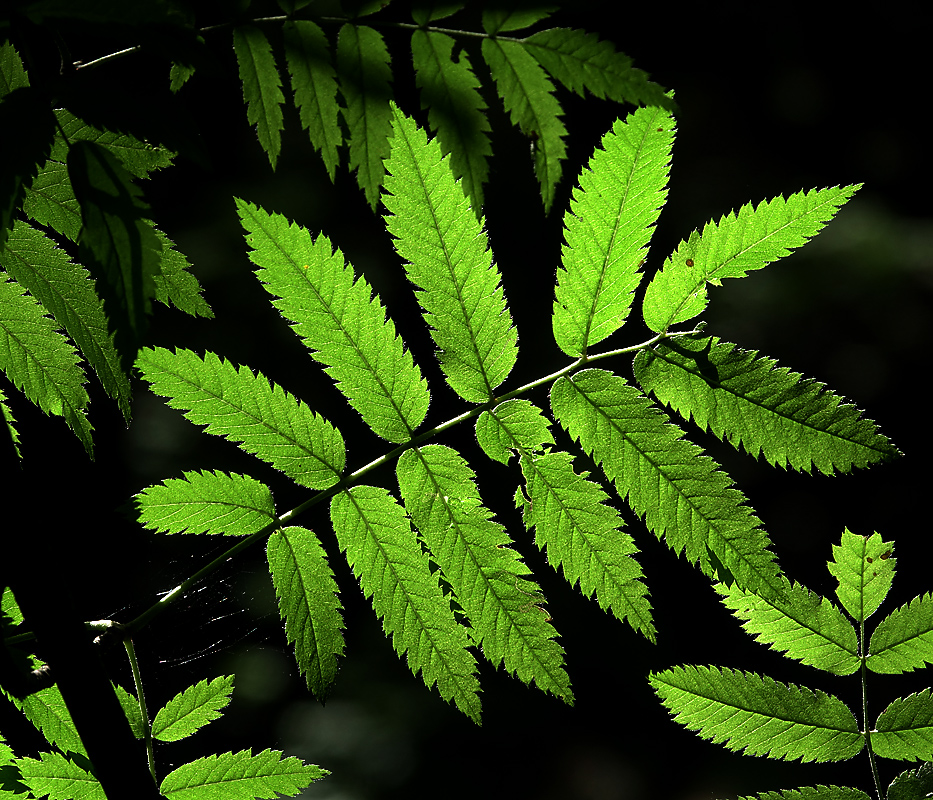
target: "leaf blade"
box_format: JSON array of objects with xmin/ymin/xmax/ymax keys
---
[
  {"xmin": 151, "ymin": 675, "xmax": 234, "ymax": 742},
  {"xmin": 233, "ymin": 25, "xmax": 285, "ymax": 170},
  {"xmin": 869, "ymin": 593, "xmax": 933, "ymax": 675}
]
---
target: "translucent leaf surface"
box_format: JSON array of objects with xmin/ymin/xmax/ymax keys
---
[
  {"xmin": 22, "ymin": 158, "xmax": 82, "ymax": 240},
  {"xmin": 827, "ymin": 529, "xmax": 894, "ymax": 624},
  {"xmin": 137, "ymin": 347, "xmax": 345, "ymax": 489},
  {"xmin": 642, "ymin": 185, "xmax": 861, "ymax": 333},
  {"xmin": 331, "ymin": 486, "xmax": 481, "ymax": 721},
  {"xmin": 411, "ymin": 29, "xmax": 491, "ymax": 215},
  {"xmin": 551, "ymin": 368, "xmax": 782, "ymax": 597},
  {"xmin": 233, "ymin": 25, "xmax": 285, "ymax": 169},
  {"xmin": 875, "ymin": 690, "xmax": 933, "ymax": 761},
  {"xmin": 476, "ymin": 397, "xmax": 554, "ymax": 464},
  {"xmin": 650, "ymin": 665, "xmax": 863, "ymax": 762},
  {"xmin": 237, "ymin": 199, "xmax": 429, "ymax": 442},
  {"xmin": 337, "ymin": 23, "xmax": 393, "ymax": 208},
  {"xmin": 267, "ymin": 526, "xmax": 345, "ymax": 699},
  {"xmin": 18, "ymin": 752, "xmax": 103, "ymax": 800},
  {"xmin": 7, "ymin": 681, "xmax": 86, "ymax": 758},
  {"xmin": 397, "ymin": 445, "xmax": 573, "ymax": 702},
  {"xmin": 718, "ymin": 580, "xmax": 858, "ymax": 675},
  {"xmin": 152, "ymin": 675, "xmax": 234, "ymax": 742},
  {"xmin": 160, "ymin": 748, "xmax": 327, "ymax": 800},
  {"xmin": 0, "ymin": 273, "xmax": 93, "ymax": 456},
  {"xmin": 112, "ymin": 683, "xmax": 145, "ymax": 738},
  {"xmin": 634, "ymin": 335, "xmax": 900, "ymax": 474},
  {"xmin": 553, "ymin": 105, "xmax": 673, "ymax": 356},
  {"xmin": 869, "ymin": 593, "xmax": 933, "ymax": 674},
  {"xmin": 482, "ymin": 37, "xmax": 566, "ymax": 210},
  {"xmin": 284, "ymin": 20, "xmax": 341, "ymax": 180},
  {"xmin": 383, "ymin": 104, "xmax": 517, "ymax": 402},
  {"xmin": 135, "ymin": 470, "xmax": 275, "ymax": 536}
]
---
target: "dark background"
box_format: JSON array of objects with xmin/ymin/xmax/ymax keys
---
[{"xmin": 3, "ymin": 3, "xmax": 931, "ymax": 798}]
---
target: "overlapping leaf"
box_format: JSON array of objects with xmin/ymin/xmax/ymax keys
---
[
  {"xmin": 283, "ymin": 20, "xmax": 341, "ymax": 180},
  {"xmin": 136, "ymin": 347, "xmax": 345, "ymax": 489},
  {"xmin": 874, "ymin": 691, "xmax": 933, "ymax": 761},
  {"xmin": 135, "ymin": 470, "xmax": 275, "ymax": 536},
  {"xmin": 649, "ymin": 665, "xmax": 863, "ymax": 762},
  {"xmin": 868, "ymin": 593, "xmax": 933, "ymax": 674},
  {"xmin": 337, "ymin": 23, "xmax": 393, "ymax": 208},
  {"xmin": 151, "ymin": 675, "xmax": 234, "ymax": 742},
  {"xmin": 159, "ymin": 748, "xmax": 327, "ymax": 800},
  {"xmin": 827, "ymin": 529, "xmax": 894, "ymax": 624},
  {"xmin": 642, "ymin": 185, "xmax": 861, "ymax": 333},
  {"xmin": 267, "ymin": 526, "xmax": 345, "ymax": 699},
  {"xmin": 481, "ymin": 37, "xmax": 566, "ymax": 210},
  {"xmin": 411, "ymin": 29, "xmax": 491, "ymax": 216},
  {"xmin": 383, "ymin": 104, "xmax": 517, "ymax": 402},
  {"xmin": 397, "ymin": 444, "xmax": 572, "ymax": 702},
  {"xmin": 717, "ymin": 579, "xmax": 859, "ymax": 675},
  {"xmin": 635, "ymin": 335, "xmax": 900, "ymax": 474},
  {"xmin": 237, "ymin": 198, "xmax": 429, "ymax": 443},
  {"xmin": 233, "ymin": 25, "xmax": 285, "ymax": 169},
  {"xmin": 330, "ymin": 486, "xmax": 481, "ymax": 721},
  {"xmin": 552, "ymin": 105, "xmax": 673, "ymax": 357},
  {"xmin": 0, "ymin": 272, "xmax": 93, "ymax": 456},
  {"xmin": 551, "ymin": 368, "xmax": 782, "ymax": 597}
]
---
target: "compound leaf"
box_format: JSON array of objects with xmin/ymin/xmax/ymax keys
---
[
  {"xmin": 869, "ymin": 593, "xmax": 933, "ymax": 675},
  {"xmin": 717, "ymin": 579, "xmax": 859, "ymax": 675},
  {"xmin": 875, "ymin": 691, "xmax": 933, "ymax": 762},
  {"xmin": 0, "ymin": 271, "xmax": 93, "ymax": 457},
  {"xmin": 283, "ymin": 20, "xmax": 341, "ymax": 180},
  {"xmin": 827, "ymin": 528, "xmax": 894, "ymax": 624},
  {"xmin": 233, "ymin": 25, "xmax": 285, "ymax": 170},
  {"xmin": 136, "ymin": 347, "xmax": 345, "ymax": 490},
  {"xmin": 397, "ymin": 445, "xmax": 573, "ymax": 702},
  {"xmin": 135, "ymin": 470, "xmax": 275, "ymax": 536},
  {"xmin": 160, "ymin": 748, "xmax": 327, "ymax": 800},
  {"xmin": 237, "ymin": 198, "xmax": 429, "ymax": 443},
  {"xmin": 151, "ymin": 675, "xmax": 234, "ymax": 742},
  {"xmin": 551, "ymin": 368, "xmax": 782, "ymax": 598},
  {"xmin": 331, "ymin": 486, "xmax": 481, "ymax": 721},
  {"xmin": 482, "ymin": 37, "xmax": 566, "ymax": 210},
  {"xmin": 649, "ymin": 665, "xmax": 863, "ymax": 762},
  {"xmin": 411, "ymin": 29, "xmax": 492, "ymax": 216},
  {"xmin": 17, "ymin": 751, "xmax": 103, "ymax": 800},
  {"xmin": 267, "ymin": 526, "xmax": 345, "ymax": 699},
  {"xmin": 553, "ymin": 105, "xmax": 673, "ymax": 357},
  {"xmin": 642, "ymin": 185, "xmax": 860, "ymax": 333},
  {"xmin": 383, "ymin": 104, "xmax": 517, "ymax": 402},
  {"xmin": 337, "ymin": 23, "xmax": 393, "ymax": 208},
  {"xmin": 634, "ymin": 335, "xmax": 900, "ymax": 474}
]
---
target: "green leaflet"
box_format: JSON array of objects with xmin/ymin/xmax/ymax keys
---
[
  {"xmin": 0, "ymin": 271, "xmax": 93, "ymax": 457},
  {"xmin": 717, "ymin": 580, "xmax": 859, "ymax": 675},
  {"xmin": 553, "ymin": 105, "xmax": 674, "ymax": 357},
  {"xmin": 237, "ymin": 198, "xmax": 429, "ymax": 443},
  {"xmin": 151, "ymin": 227, "xmax": 213, "ymax": 319},
  {"xmin": 159, "ymin": 748, "xmax": 327, "ymax": 800},
  {"xmin": 888, "ymin": 762, "xmax": 933, "ymax": 800},
  {"xmin": 337, "ymin": 23, "xmax": 393, "ymax": 209},
  {"xmin": 1, "ymin": 42, "xmax": 29, "ymax": 96},
  {"xmin": 1, "ymin": 220, "xmax": 131, "ymax": 421},
  {"xmin": 18, "ymin": 751, "xmax": 103, "ymax": 800},
  {"xmin": 151, "ymin": 675, "xmax": 234, "ymax": 742},
  {"xmin": 868, "ymin": 593, "xmax": 933, "ymax": 674},
  {"xmin": 283, "ymin": 20, "xmax": 342, "ymax": 180},
  {"xmin": 136, "ymin": 347, "xmax": 345, "ymax": 490},
  {"xmin": 634, "ymin": 335, "xmax": 900, "ymax": 474},
  {"xmin": 383, "ymin": 104, "xmax": 518, "ymax": 403},
  {"xmin": 411, "ymin": 1, "xmax": 464, "ymax": 24},
  {"xmin": 475, "ymin": 397, "xmax": 554, "ymax": 464},
  {"xmin": 649, "ymin": 665, "xmax": 863, "ymax": 762},
  {"xmin": 482, "ymin": 5, "xmax": 554, "ymax": 34},
  {"xmin": 0, "ymin": 387, "xmax": 21, "ymax": 459},
  {"xmin": 522, "ymin": 28, "xmax": 672, "ymax": 108},
  {"xmin": 135, "ymin": 470, "xmax": 275, "ymax": 536},
  {"xmin": 827, "ymin": 529, "xmax": 894, "ymax": 624},
  {"xmin": 22, "ymin": 158, "xmax": 81, "ymax": 241},
  {"xmin": 874, "ymin": 691, "xmax": 933, "ymax": 761},
  {"xmin": 411, "ymin": 29, "xmax": 492, "ymax": 216},
  {"xmin": 7, "ymin": 682, "xmax": 86, "ymax": 759},
  {"xmin": 267, "ymin": 526, "xmax": 345, "ymax": 699},
  {"xmin": 112, "ymin": 683, "xmax": 145, "ymax": 738},
  {"xmin": 642, "ymin": 185, "xmax": 861, "ymax": 333},
  {"xmin": 482, "ymin": 37, "xmax": 566, "ymax": 211},
  {"xmin": 330, "ymin": 486, "xmax": 481, "ymax": 721},
  {"xmin": 396, "ymin": 445, "xmax": 573, "ymax": 702},
  {"xmin": 551, "ymin": 368, "xmax": 782, "ymax": 598},
  {"xmin": 233, "ymin": 25, "xmax": 285, "ymax": 170},
  {"xmin": 735, "ymin": 788, "xmax": 871, "ymax": 800}
]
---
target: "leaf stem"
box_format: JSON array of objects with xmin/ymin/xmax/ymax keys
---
[
  {"xmin": 124, "ymin": 636, "xmax": 158, "ymax": 787},
  {"xmin": 861, "ymin": 617, "xmax": 883, "ymax": 799}
]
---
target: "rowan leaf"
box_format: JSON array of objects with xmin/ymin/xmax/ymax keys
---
[
  {"xmin": 233, "ymin": 25, "xmax": 285, "ymax": 170},
  {"xmin": 151, "ymin": 675, "xmax": 235, "ymax": 742},
  {"xmin": 868, "ymin": 593, "xmax": 933, "ymax": 675},
  {"xmin": 827, "ymin": 528, "xmax": 895, "ymax": 624}
]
